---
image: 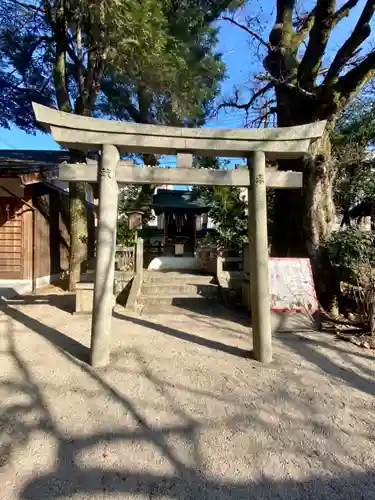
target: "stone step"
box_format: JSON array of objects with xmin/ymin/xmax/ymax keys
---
[
  {"xmin": 141, "ymin": 283, "xmax": 218, "ymax": 296},
  {"xmin": 137, "ymin": 295, "xmax": 220, "ymax": 307},
  {"xmin": 142, "ymin": 272, "xmax": 215, "ymax": 285},
  {"xmin": 143, "ymin": 271, "xmax": 214, "ymax": 277}
]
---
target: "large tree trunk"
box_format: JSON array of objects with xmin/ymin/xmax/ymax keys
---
[
  {"xmin": 271, "ymin": 93, "xmax": 340, "ymax": 313},
  {"xmin": 52, "ymin": 16, "xmax": 89, "ymax": 291},
  {"xmin": 68, "ymin": 149, "xmax": 88, "ymax": 291},
  {"xmin": 304, "ymin": 137, "xmax": 340, "ymax": 314},
  {"xmin": 68, "ymin": 182, "xmax": 88, "ymax": 290},
  {"xmin": 271, "ymin": 151, "xmax": 340, "ymax": 313}
]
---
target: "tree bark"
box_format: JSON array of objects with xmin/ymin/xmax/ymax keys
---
[
  {"xmin": 50, "ymin": 9, "xmax": 89, "ymax": 291},
  {"xmin": 68, "ymin": 181, "xmax": 88, "ymax": 291},
  {"xmin": 271, "ymin": 147, "xmax": 340, "ymax": 313},
  {"xmin": 304, "ymin": 137, "xmax": 340, "ymax": 315},
  {"xmin": 270, "ymin": 89, "xmax": 341, "ymax": 313},
  {"xmin": 68, "ymin": 149, "xmax": 88, "ymax": 291}
]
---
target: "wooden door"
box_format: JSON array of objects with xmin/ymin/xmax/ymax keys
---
[{"xmin": 0, "ymin": 198, "xmax": 23, "ymax": 279}]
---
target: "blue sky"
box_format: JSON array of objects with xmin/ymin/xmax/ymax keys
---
[{"xmin": 0, "ymin": 0, "xmax": 370, "ymax": 162}]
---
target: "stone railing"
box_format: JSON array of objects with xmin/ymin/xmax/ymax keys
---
[
  {"xmin": 196, "ymin": 247, "xmax": 244, "ymax": 275},
  {"xmin": 196, "ymin": 247, "xmax": 217, "ymax": 274},
  {"xmin": 126, "ymin": 238, "xmax": 144, "ymax": 311},
  {"xmin": 216, "ymin": 249, "xmax": 243, "ymax": 275},
  {"xmin": 215, "ymin": 249, "xmax": 245, "ymax": 308},
  {"xmin": 75, "ymin": 245, "xmax": 136, "ymax": 314},
  {"xmin": 115, "ymin": 245, "xmax": 135, "ymax": 272}
]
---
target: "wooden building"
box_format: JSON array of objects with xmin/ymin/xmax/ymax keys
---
[
  {"xmin": 150, "ymin": 189, "xmax": 211, "ymax": 255},
  {"xmin": 0, "ymin": 151, "xmax": 95, "ymax": 288}
]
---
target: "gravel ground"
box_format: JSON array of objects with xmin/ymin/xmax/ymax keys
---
[{"xmin": 1, "ymin": 289, "xmax": 375, "ymax": 499}]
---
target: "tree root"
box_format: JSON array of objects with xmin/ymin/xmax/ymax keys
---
[
  {"xmin": 319, "ymin": 308, "xmax": 375, "ymax": 348},
  {"xmin": 336, "ymin": 331, "xmax": 375, "ymax": 349}
]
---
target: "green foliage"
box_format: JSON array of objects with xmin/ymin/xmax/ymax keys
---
[
  {"xmin": 99, "ymin": 0, "xmax": 230, "ymax": 127},
  {"xmin": 204, "ymin": 185, "xmax": 248, "ymax": 248},
  {"xmin": 116, "ymin": 219, "xmax": 136, "ymax": 246},
  {"xmin": 194, "ymin": 157, "xmax": 278, "ymax": 250},
  {"xmin": 333, "ymin": 96, "xmax": 375, "ymax": 218},
  {"xmin": 118, "ymin": 185, "xmax": 144, "ymax": 214},
  {"xmin": 119, "ymin": 185, "xmax": 155, "ymax": 225},
  {"xmin": 334, "ymin": 159, "xmax": 375, "ymax": 216},
  {"xmin": 326, "ymin": 228, "xmax": 375, "ymax": 282},
  {"xmin": 116, "ymin": 184, "xmax": 155, "ymax": 245},
  {"xmin": 326, "ymin": 228, "xmax": 375, "ymax": 325},
  {"xmin": 193, "ymin": 157, "xmax": 247, "ymax": 249},
  {"xmin": 335, "ymin": 98, "xmax": 375, "ymax": 148},
  {"xmin": 0, "ymin": 0, "xmax": 232, "ymax": 130}
]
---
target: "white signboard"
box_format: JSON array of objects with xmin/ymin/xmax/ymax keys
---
[{"xmin": 268, "ymin": 258, "xmax": 318, "ymax": 313}]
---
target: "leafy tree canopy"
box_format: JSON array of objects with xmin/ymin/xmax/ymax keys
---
[
  {"xmin": 0, "ymin": 0, "xmax": 238, "ymax": 131},
  {"xmin": 333, "ymin": 91, "xmax": 375, "ymax": 221},
  {"xmin": 335, "ymin": 90, "xmax": 375, "ymax": 148}
]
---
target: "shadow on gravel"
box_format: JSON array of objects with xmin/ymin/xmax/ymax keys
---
[
  {"xmin": 2, "ymin": 293, "xmax": 75, "ymax": 314},
  {"xmin": 2, "ymin": 296, "xmax": 375, "ymax": 500},
  {"xmin": 279, "ymin": 331, "xmax": 375, "ymax": 398},
  {"xmin": 21, "ymin": 468, "xmax": 375, "ymax": 500},
  {"xmin": 0, "ymin": 301, "xmax": 89, "ymax": 362},
  {"xmin": 114, "ymin": 311, "xmax": 252, "ymax": 359}
]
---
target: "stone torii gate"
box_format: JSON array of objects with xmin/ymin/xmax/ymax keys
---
[{"xmin": 33, "ymin": 103, "xmax": 326, "ymax": 367}]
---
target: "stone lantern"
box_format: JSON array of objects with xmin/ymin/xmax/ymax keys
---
[{"xmin": 127, "ymin": 210, "xmax": 143, "ymax": 239}]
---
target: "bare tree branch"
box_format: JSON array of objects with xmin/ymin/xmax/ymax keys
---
[
  {"xmin": 7, "ymin": 0, "xmax": 44, "ymax": 13},
  {"xmin": 123, "ymin": 102, "xmax": 140, "ymax": 122},
  {"xmin": 295, "ymin": 0, "xmax": 359, "ymax": 46},
  {"xmin": 293, "ymin": 8, "xmax": 316, "ymax": 46},
  {"xmin": 264, "ymin": 0, "xmax": 297, "ymax": 83},
  {"xmin": 255, "ymin": 73, "xmax": 316, "ymax": 97},
  {"xmin": 293, "ymin": 0, "xmax": 356, "ymax": 47},
  {"xmin": 336, "ymin": 49, "xmax": 375, "ymax": 98},
  {"xmin": 65, "ymin": 38, "xmax": 81, "ymax": 68},
  {"xmin": 271, "ymin": 0, "xmax": 296, "ymax": 47},
  {"xmin": 221, "ymin": 16, "xmax": 269, "ymax": 49},
  {"xmin": 298, "ymin": 0, "xmax": 336, "ymax": 90},
  {"xmin": 333, "ymin": 0, "xmax": 361, "ymax": 25},
  {"xmin": 283, "ymin": 81, "xmax": 315, "ymax": 97},
  {"xmin": 324, "ymin": 0, "xmax": 375, "ymax": 86},
  {"xmin": 218, "ymin": 82, "xmax": 273, "ymax": 112},
  {"xmin": 246, "ymin": 102, "xmax": 276, "ymax": 128}
]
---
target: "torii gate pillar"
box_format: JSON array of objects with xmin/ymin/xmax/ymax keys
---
[
  {"xmin": 248, "ymin": 151, "xmax": 272, "ymax": 363},
  {"xmin": 91, "ymin": 144, "xmax": 119, "ymax": 367}
]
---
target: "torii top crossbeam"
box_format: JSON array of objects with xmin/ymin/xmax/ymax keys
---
[{"xmin": 33, "ymin": 103, "xmax": 326, "ymax": 160}]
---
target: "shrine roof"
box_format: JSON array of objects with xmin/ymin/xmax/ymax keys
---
[
  {"xmin": 152, "ymin": 189, "xmax": 208, "ymax": 214},
  {"xmin": 0, "ymin": 150, "xmax": 68, "ymax": 176}
]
